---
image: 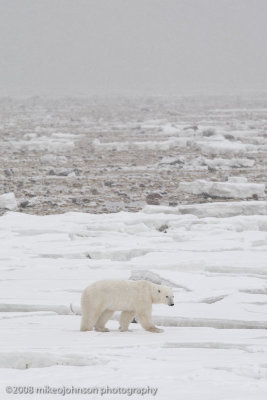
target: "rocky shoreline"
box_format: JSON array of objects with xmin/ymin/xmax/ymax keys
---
[{"xmin": 0, "ymin": 95, "xmax": 266, "ymax": 215}]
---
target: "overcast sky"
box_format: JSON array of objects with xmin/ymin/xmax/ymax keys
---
[{"xmin": 0, "ymin": 0, "xmax": 266, "ymax": 96}]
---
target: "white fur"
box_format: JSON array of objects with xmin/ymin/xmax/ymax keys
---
[{"xmin": 80, "ymin": 279, "xmax": 174, "ymax": 333}]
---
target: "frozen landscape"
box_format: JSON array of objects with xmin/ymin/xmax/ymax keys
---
[{"xmin": 0, "ymin": 95, "xmax": 267, "ymax": 399}]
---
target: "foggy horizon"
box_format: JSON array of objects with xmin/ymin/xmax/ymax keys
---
[{"xmin": 0, "ymin": 0, "xmax": 267, "ymax": 97}]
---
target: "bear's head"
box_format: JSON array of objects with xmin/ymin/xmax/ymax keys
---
[{"xmin": 152, "ymin": 284, "xmax": 174, "ymax": 306}]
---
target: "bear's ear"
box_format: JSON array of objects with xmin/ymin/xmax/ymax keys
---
[{"xmin": 158, "ymin": 290, "xmax": 161, "ymax": 293}]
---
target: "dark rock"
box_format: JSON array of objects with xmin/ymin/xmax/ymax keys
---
[
  {"xmin": 20, "ymin": 200, "xmax": 30, "ymax": 208},
  {"xmin": 224, "ymin": 134, "xmax": 235, "ymax": 141},
  {"xmin": 104, "ymin": 181, "xmax": 114, "ymax": 187},
  {"xmin": 4, "ymin": 169, "xmax": 13, "ymax": 177},
  {"xmin": 57, "ymin": 170, "xmax": 70, "ymax": 176},
  {"xmin": 27, "ymin": 192, "xmax": 36, "ymax": 198},
  {"xmin": 184, "ymin": 125, "xmax": 198, "ymax": 131},
  {"xmin": 202, "ymin": 129, "xmax": 215, "ymax": 137},
  {"xmin": 158, "ymin": 224, "xmax": 168, "ymax": 232},
  {"xmin": 146, "ymin": 193, "xmax": 162, "ymax": 205},
  {"xmin": 74, "ymin": 168, "xmax": 82, "ymax": 176}
]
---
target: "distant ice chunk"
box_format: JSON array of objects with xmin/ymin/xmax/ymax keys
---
[
  {"xmin": 154, "ymin": 316, "xmax": 267, "ymax": 329},
  {"xmin": 129, "ymin": 270, "xmax": 191, "ymax": 291},
  {"xmin": 143, "ymin": 201, "xmax": 267, "ymax": 217},
  {"xmin": 179, "ymin": 179, "xmax": 265, "ymax": 199},
  {"xmin": 40, "ymin": 154, "xmax": 67, "ymax": 165},
  {"xmin": 8, "ymin": 136, "xmax": 75, "ymax": 151},
  {"xmin": 197, "ymin": 141, "xmax": 256, "ymax": 156},
  {"xmin": 227, "ymin": 176, "xmax": 248, "ymax": 183},
  {"xmin": 0, "ymin": 303, "xmax": 71, "ymax": 315},
  {"xmin": 178, "ymin": 201, "xmax": 267, "ymax": 217},
  {"xmin": 159, "ymin": 156, "xmax": 185, "ymax": 166},
  {"xmin": 0, "ymin": 193, "xmax": 18, "ymax": 210},
  {"xmin": 92, "ymin": 137, "xmax": 188, "ymax": 152},
  {"xmin": 67, "ymin": 172, "xmax": 76, "ymax": 178},
  {"xmin": 204, "ymin": 158, "xmax": 254, "ymax": 169},
  {"xmin": 161, "ymin": 123, "xmax": 180, "ymax": 135}
]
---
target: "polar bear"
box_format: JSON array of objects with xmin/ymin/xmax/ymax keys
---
[{"xmin": 80, "ymin": 279, "xmax": 174, "ymax": 333}]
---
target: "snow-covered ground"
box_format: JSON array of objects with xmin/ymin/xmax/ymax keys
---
[{"xmin": 1, "ymin": 201, "xmax": 267, "ymax": 399}]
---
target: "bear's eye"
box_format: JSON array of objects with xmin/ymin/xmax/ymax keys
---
[
  {"xmin": 166, "ymin": 296, "xmax": 169, "ymax": 298},
  {"xmin": 158, "ymin": 290, "xmax": 161, "ymax": 293}
]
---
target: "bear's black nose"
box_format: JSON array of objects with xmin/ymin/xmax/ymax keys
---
[{"xmin": 169, "ymin": 304, "xmax": 174, "ymax": 306}]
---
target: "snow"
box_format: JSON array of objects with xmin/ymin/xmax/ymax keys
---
[{"xmin": 1, "ymin": 202, "xmax": 267, "ymax": 399}]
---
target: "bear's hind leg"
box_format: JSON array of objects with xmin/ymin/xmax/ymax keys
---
[
  {"xmin": 119, "ymin": 311, "xmax": 136, "ymax": 332},
  {"xmin": 95, "ymin": 310, "xmax": 114, "ymax": 332},
  {"xmin": 80, "ymin": 307, "xmax": 103, "ymax": 332},
  {"xmin": 80, "ymin": 312, "xmax": 91, "ymax": 332}
]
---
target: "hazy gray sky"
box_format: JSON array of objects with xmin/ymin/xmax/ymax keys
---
[{"xmin": 0, "ymin": 0, "xmax": 266, "ymax": 96}]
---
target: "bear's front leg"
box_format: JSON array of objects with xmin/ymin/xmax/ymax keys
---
[
  {"xmin": 119, "ymin": 311, "xmax": 136, "ymax": 332},
  {"xmin": 137, "ymin": 310, "xmax": 164, "ymax": 333},
  {"xmin": 147, "ymin": 326, "xmax": 164, "ymax": 333}
]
